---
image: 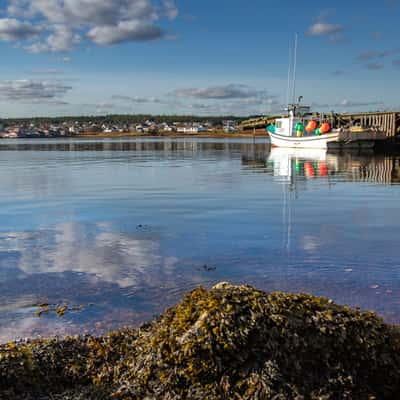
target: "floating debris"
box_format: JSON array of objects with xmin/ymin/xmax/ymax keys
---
[
  {"xmin": 136, "ymin": 224, "xmax": 150, "ymax": 231},
  {"xmin": 197, "ymin": 264, "xmax": 217, "ymax": 271},
  {"xmin": 1, "ymin": 283, "xmax": 400, "ymax": 399},
  {"xmin": 370, "ymin": 284, "xmax": 380, "ymax": 289},
  {"xmin": 35, "ymin": 303, "xmax": 84, "ymax": 318}
]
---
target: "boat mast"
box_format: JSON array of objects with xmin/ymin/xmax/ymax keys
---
[
  {"xmin": 286, "ymin": 46, "xmax": 292, "ymax": 111},
  {"xmin": 292, "ymin": 33, "xmax": 298, "ymax": 106}
]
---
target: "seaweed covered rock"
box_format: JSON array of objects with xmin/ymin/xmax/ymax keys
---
[{"xmin": 1, "ymin": 283, "xmax": 400, "ymax": 399}]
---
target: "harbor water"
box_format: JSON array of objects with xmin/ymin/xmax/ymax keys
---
[{"xmin": 0, "ymin": 138, "xmax": 399, "ymax": 342}]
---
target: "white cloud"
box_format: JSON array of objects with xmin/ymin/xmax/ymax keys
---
[
  {"xmin": 312, "ymin": 99, "xmax": 384, "ymax": 109},
  {"xmin": 167, "ymin": 84, "xmax": 280, "ymax": 115},
  {"xmin": 307, "ymin": 22, "xmax": 343, "ymax": 36},
  {"xmin": 356, "ymin": 48, "xmax": 400, "ymax": 62},
  {"xmin": 1, "ymin": 0, "xmax": 178, "ymax": 52},
  {"xmin": 306, "ymin": 11, "xmax": 345, "ymax": 43},
  {"xmin": 112, "ymin": 95, "xmax": 164, "ymax": 103},
  {"xmin": 163, "ymin": 0, "xmax": 178, "ymax": 19},
  {"xmin": 0, "ymin": 79, "xmax": 72, "ymax": 102},
  {"xmin": 88, "ymin": 20, "xmax": 162, "ymax": 46},
  {"xmin": 365, "ymin": 62, "xmax": 384, "ymax": 70},
  {"xmin": 31, "ymin": 68, "xmax": 63, "ymax": 75},
  {"xmin": 337, "ymin": 99, "xmax": 383, "ymax": 107},
  {"xmin": 171, "ymin": 84, "xmax": 271, "ymax": 100},
  {"xmin": 0, "ymin": 18, "xmax": 40, "ymax": 41},
  {"xmin": 356, "ymin": 50, "xmax": 381, "ymax": 61}
]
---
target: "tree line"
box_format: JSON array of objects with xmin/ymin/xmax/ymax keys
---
[{"xmin": 2, "ymin": 114, "xmax": 250, "ymax": 126}]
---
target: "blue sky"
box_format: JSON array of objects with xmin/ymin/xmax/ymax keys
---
[{"xmin": 0, "ymin": 0, "xmax": 399, "ymax": 117}]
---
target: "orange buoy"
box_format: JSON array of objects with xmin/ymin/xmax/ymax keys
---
[
  {"xmin": 318, "ymin": 162, "xmax": 328, "ymax": 176},
  {"xmin": 305, "ymin": 120, "xmax": 318, "ymax": 132},
  {"xmin": 320, "ymin": 122, "xmax": 331, "ymax": 134},
  {"xmin": 304, "ymin": 162, "xmax": 315, "ymax": 178}
]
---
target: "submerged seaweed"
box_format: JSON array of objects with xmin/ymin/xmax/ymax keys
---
[{"xmin": 1, "ymin": 283, "xmax": 400, "ymax": 399}]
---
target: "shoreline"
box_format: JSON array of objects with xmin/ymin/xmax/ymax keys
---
[
  {"xmin": 75, "ymin": 131, "xmax": 269, "ymax": 139},
  {"xmin": 0, "ymin": 131, "xmax": 270, "ymax": 140}
]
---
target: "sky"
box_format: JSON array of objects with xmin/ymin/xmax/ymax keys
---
[{"xmin": 0, "ymin": 0, "xmax": 399, "ymax": 117}]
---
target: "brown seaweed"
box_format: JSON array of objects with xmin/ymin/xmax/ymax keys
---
[{"xmin": 1, "ymin": 282, "xmax": 400, "ymax": 399}]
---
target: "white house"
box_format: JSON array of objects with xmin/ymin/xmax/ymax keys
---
[{"xmin": 177, "ymin": 125, "xmax": 207, "ymax": 134}]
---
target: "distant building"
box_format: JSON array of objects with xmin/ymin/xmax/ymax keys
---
[
  {"xmin": 177, "ymin": 124, "xmax": 207, "ymax": 134},
  {"xmin": 160, "ymin": 123, "xmax": 176, "ymax": 132},
  {"xmin": 224, "ymin": 125, "xmax": 237, "ymax": 133},
  {"xmin": 135, "ymin": 124, "xmax": 145, "ymax": 133},
  {"xmin": 223, "ymin": 120, "xmax": 237, "ymax": 133}
]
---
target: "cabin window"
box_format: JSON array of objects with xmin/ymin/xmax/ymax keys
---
[{"xmin": 276, "ymin": 121, "xmax": 282, "ymax": 128}]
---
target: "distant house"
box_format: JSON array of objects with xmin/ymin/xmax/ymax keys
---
[
  {"xmin": 2, "ymin": 131, "xmax": 18, "ymax": 138},
  {"xmin": 223, "ymin": 120, "xmax": 238, "ymax": 133},
  {"xmin": 164, "ymin": 126, "xmax": 175, "ymax": 132},
  {"xmin": 135, "ymin": 124, "xmax": 145, "ymax": 133},
  {"xmin": 101, "ymin": 124, "xmax": 123, "ymax": 133},
  {"xmin": 183, "ymin": 125, "xmax": 207, "ymax": 134},
  {"xmin": 224, "ymin": 125, "xmax": 237, "ymax": 133},
  {"xmin": 160, "ymin": 123, "xmax": 176, "ymax": 132}
]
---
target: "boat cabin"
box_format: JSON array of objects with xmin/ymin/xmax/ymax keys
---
[{"xmin": 275, "ymin": 106, "xmax": 313, "ymax": 137}]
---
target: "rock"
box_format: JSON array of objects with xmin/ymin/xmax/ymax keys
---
[{"xmin": 1, "ymin": 283, "xmax": 400, "ymax": 399}]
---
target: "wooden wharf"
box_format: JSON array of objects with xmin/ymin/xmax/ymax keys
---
[{"xmin": 240, "ymin": 111, "xmax": 400, "ymax": 140}]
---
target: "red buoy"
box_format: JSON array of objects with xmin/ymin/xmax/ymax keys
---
[
  {"xmin": 320, "ymin": 122, "xmax": 331, "ymax": 134},
  {"xmin": 305, "ymin": 120, "xmax": 318, "ymax": 132},
  {"xmin": 318, "ymin": 162, "xmax": 328, "ymax": 176},
  {"xmin": 304, "ymin": 162, "xmax": 315, "ymax": 178}
]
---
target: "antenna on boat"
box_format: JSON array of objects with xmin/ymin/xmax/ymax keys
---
[
  {"xmin": 286, "ymin": 46, "xmax": 292, "ymax": 110},
  {"xmin": 292, "ymin": 33, "xmax": 298, "ymax": 105}
]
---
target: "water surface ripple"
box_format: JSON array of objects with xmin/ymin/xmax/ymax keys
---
[{"xmin": 0, "ymin": 138, "xmax": 399, "ymax": 342}]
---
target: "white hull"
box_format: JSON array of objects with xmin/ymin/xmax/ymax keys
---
[
  {"xmin": 268, "ymin": 147, "xmax": 327, "ymax": 162},
  {"xmin": 269, "ymin": 131, "xmax": 340, "ymax": 149}
]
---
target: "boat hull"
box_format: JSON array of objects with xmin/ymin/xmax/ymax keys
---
[{"xmin": 269, "ymin": 131, "xmax": 340, "ymax": 149}]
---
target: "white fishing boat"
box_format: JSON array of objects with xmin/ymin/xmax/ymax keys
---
[
  {"xmin": 267, "ymin": 105, "xmax": 386, "ymax": 150},
  {"xmin": 266, "ymin": 35, "xmax": 385, "ymax": 149},
  {"xmin": 267, "ymin": 107, "xmax": 340, "ymax": 149}
]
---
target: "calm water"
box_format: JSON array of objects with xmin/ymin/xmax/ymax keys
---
[{"xmin": 0, "ymin": 138, "xmax": 400, "ymax": 342}]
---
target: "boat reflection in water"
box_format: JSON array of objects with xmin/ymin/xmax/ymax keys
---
[
  {"xmin": 253, "ymin": 147, "xmax": 400, "ymax": 186},
  {"xmin": 263, "ymin": 147, "xmax": 337, "ymax": 254},
  {"xmin": 266, "ymin": 148, "xmax": 334, "ymax": 183}
]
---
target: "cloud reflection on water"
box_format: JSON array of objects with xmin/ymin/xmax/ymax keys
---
[
  {"xmin": 0, "ymin": 219, "xmax": 215, "ymax": 342},
  {"xmin": 1, "ymin": 222, "xmax": 161, "ymax": 288}
]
